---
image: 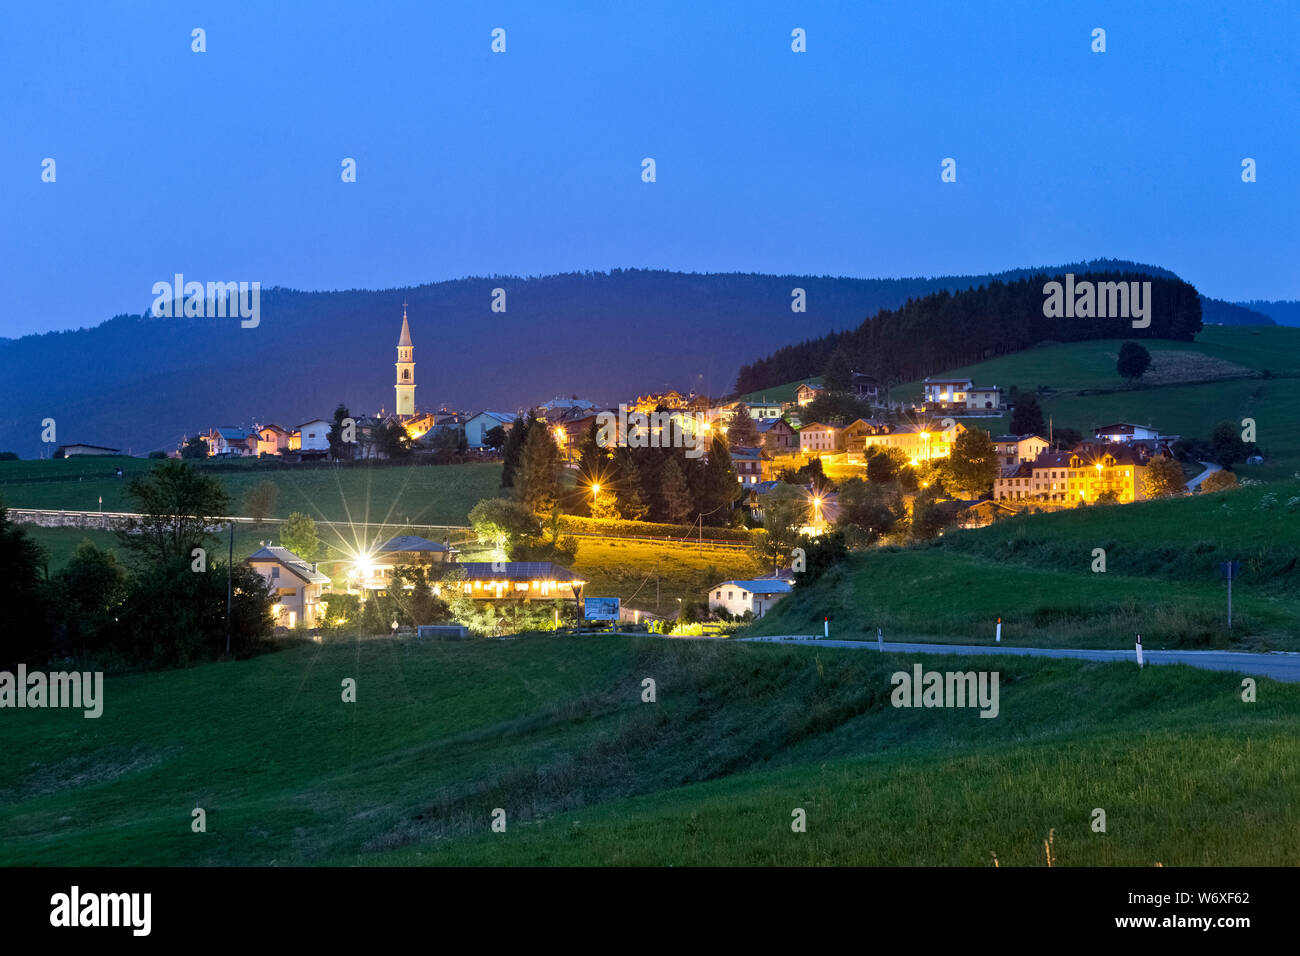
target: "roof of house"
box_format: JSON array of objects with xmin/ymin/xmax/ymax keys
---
[
  {"xmin": 259, "ymin": 424, "xmax": 289, "ymax": 435},
  {"xmin": 729, "ymin": 446, "xmax": 766, "ymax": 460},
  {"xmin": 378, "ymin": 535, "xmax": 450, "ymax": 553},
  {"xmin": 923, "ymin": 377, "xmax": 974, "ymax": 385},
  {"xmin": 56, "ymin": 442, "xmax": 121, "ymax": 452},
  {"xmin": 216, "ymin": 427, "xmax": 252, "ymax": 440},
  {"xmin": 747, "ymin": 480, "xmax": 784, "ymax": 496},
  {"xmin": 1070, "ymin": 443, "xmax": 1146, "ymax": 466},
  {"xmin": 247, "ymin": 546, "xmax": 332, "ymax": 584},
  {"xmin": 1030, "ymin": 451, "xmax": 1073, "ymax": 469},
  {"xmin": 469, "ymin": 411, "xmax": 515, "ymax": 425},
  {"xmin": 297, "ymin": 419, "xmax": 331, "ymax": 429},
  {"xmin": 445, "ymin": 562, "xmax": 587, "ymax": 584},
  {"xmin": 800, "ymin": 421, "xmax": 841, "ymax": 432},
  {"xmin": 993, "ymin": 433, "xmax": 1047, "ymax": 443},
  {"xmin": 797, "ymin": 382, "xmax": 824, "ymax": 392},
  {"xmin": 711, "ymin": 578, "xmax": 794, "ymax": 596},
  {"xmin": 1094, "ymin": 422, "xmax": 1157, "ymax": 434}
]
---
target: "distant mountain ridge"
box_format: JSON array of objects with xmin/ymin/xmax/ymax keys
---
[
  {"xmin": 1235, "ymin": 300, "xmax": 1300, "ymax": 327},
  {"xmin": 0, "ymin": 261, "xmax": 1271, "ymax": 457}
]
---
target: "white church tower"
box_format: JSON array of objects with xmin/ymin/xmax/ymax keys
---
[{"xmin": 395, "ymin": 302, "xmax": 415, "ymax": 417}]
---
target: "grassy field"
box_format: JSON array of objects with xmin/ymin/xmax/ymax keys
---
[
  {"xmin": 737, "ymin": 376, "xmax": 821, "ymax": 406},
  {"xmin": 890, "ymin": 327, "xmax": 1300, "ymax": 401},
  {"xmin": 746, "ymin": 480, "xmax": 1300, "ymax": 650},
  {"xmin": 0, "ymin": 458, "xmax": 504, "ymax": 526},
  {"xmin": 570, "ymin": 538, "xmax": 767, "ymax": 615},
  {"xmin": 2, "ymin": 635, "xmax": 1296, "ymax": 866}
]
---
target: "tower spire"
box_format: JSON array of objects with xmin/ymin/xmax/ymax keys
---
[{"xmin": 395, "ymin": 303, "xmax": 415, "ymax": 415}]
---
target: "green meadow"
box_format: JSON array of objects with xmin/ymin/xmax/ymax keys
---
[
  {"xmin": 0, "ymin": 458, "xmax": 504, "ymax": 527},
  {"xmin": 2, "ymin": 636, "xmax": 1295, "ymax": 866}
]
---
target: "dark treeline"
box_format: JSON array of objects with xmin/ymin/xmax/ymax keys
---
[{"xmin": 734, "ymin": 272, "xmax": 1204, "ymax": 394}]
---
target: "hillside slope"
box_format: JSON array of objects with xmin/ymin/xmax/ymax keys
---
[
  {"xmin": 2, "ymin": 636, "xmax": 1297, "ymax": 866},
  {"xmin": 746, "ymin": 480, "xmax": 1300, "ymax": 651}
]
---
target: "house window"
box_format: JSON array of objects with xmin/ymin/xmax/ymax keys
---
[
  {"xmin": 727, "ymin": 591, "xmax": 734, "ymax": 600},
  {"xmin": 270, "ymin": 567, "xmax": 279, "ymax": 579}
]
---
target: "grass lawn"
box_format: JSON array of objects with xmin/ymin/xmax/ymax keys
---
[
  {"xmin": 570, "ymin": 538, "xmax": 768, "ymax": 615},
  {"xmin": 0, "ymin": 459, "xmax": 504, "ymax": 526},
  {"xmin": 3, "ymin": 636, "xmax": 1296, "ymax": 866}
]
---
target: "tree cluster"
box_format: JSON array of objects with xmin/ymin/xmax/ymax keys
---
[
  {"xmin": 735, "ymin": 271, "xmax": 1203, "ymax": 394},
  {"xmin": 1, "ymin": 461, "xmax": 275, "ymax": 671}
]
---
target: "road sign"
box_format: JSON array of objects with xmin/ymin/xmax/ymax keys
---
[
  {"xmin": 1220, "ymin": 560, "xmax": 1241, "ymax": 581},
  {"xmin": 584, "ymin": 597, "xmax": 620, "ymax": 622}
]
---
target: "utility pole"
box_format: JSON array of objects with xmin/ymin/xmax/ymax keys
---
[{"xmin": 225, "ymin": 521, "xmax": 234, "ymax": 657}]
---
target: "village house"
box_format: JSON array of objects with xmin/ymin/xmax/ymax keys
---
[
  {"xmin": 850, "ymin": 421, "xmax": 965, "ymax": 464},
  {"xmin": 851, "ymin": 371, "xmax": 883, "ymax": 403},
  {"xmin": 52, "ymin": 443, "xmax": 120, "ymax": 458},
  {"xmin": 756, "ymin": 418, "xmax": 799, "ymax": 454},
  {"xmin": 432, "ymin": 562, "xmax": 587, "ymax": 602},
  {"xmin": 295, "ymin": 419, "xmax": 331, "ymax": 457},
  {"xmin": 994, "ymin": 443, "xmax": 1152, "ymax": 505},
  {"xmin": 1093, "ymin": 422, "xmax": 1161, "ymax": 443},
  {"xmin": 256, "ymin": 424, "xmax": 291, "ymax": 456},
  {"xmin": 730, "ymin": 446, "xmax": 773, "ymax": 485},
  {"xmin": 464, "ymin": 411, "xmax": 515, "ymax": 449},
  {"xmin": 922, "ymin": 377, "xmax": 1002, "ymax": 413},
  {"xmin": 794, "ymin": 383, "xmax": 824, "ymax": 407},
  {"xmin": 992, "ymin": 434, "xmax": 1051, "ymax": 474},
  {"xmin": 549, "ymin": 408, "xmax": 603, "ymax": 463},
  {"xmin": 708, "ymin": 578, "xmax": 793, "ymax": 619},
  {"xmin": 743, "ymin": 400, "xmax": 784, "ymax": 421},
  {"xmin": 247, "ymin": 546, "xmax": 331, "ymax": 628},
  {"xmin": 350, "ymin": 535, "xmax": 457, "ymax": 591},
  {"xmin": 204, "ymin": 426, "xmax": 257, "ymax": 457},
  {"xmin": 630, "ymin": 390, "xmax": 690, "ymax": 414},
  {"xmin": 799, "ymin": 422, "xmax": 842, "ymax": 455}
]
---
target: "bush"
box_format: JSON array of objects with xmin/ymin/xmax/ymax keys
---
[{"xmin": 1200, "ymin": 470, "xmax": 1239, "ymax": 494}]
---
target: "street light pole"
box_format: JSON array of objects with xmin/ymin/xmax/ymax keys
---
[{"xmin": 225, "ymin": 521, "xmax": 234, "ymax": 658}]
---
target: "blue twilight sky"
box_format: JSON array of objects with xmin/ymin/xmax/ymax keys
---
[{"xmin": 1, "ymin": 0, "xmax": 1296, "ymax": 338}]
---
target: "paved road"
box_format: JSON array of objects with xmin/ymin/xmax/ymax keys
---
[
  {"xmin": 738, "ymin": 636, "xmax": 1300, "ymax": 682},
  {"xmin": 1187, "ymin": 460, "xmax": 1222, "ymax": 490}
]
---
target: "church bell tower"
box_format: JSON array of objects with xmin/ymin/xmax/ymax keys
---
[{"xmin": 395, "ymin": 302, "xmax": 415, "ymax": 417}]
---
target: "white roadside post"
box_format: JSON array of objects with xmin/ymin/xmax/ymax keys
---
[
  {"xmin": 877, "ymin": 626, "xmax": 883, "ymax": 650},
  {"xmin": 995, "ymin": 616, "xmax": 1002, "ymax": 643},
  {"xmin": 823, "ymin": 616, "xmax": 829, "ymax": 640},
  {"xmin": 1135, "ymin": 632, "xmax": 1144, "ymax": 669}
]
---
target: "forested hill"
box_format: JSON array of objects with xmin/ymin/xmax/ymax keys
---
[
  {"xmin": 0, "ymin": 261, "xmax": 1239, "ymax": 457},
  {"xmin": 734, "ymin": 271, "xmax": 1205, "ymax": 394}
]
